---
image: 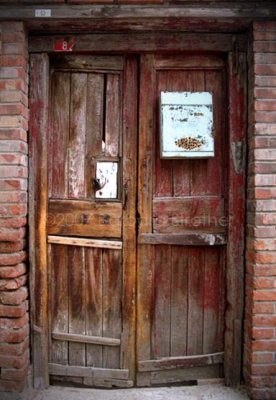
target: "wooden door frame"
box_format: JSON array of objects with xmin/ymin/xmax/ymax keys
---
[{"xmin": 29, "ymin": 32, "xmax": 247, "ymax": 389}]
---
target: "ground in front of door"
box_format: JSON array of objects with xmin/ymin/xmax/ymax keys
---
[{"xmin": 12, "ymin": 384, "xmax": 249, "ymax": 400}]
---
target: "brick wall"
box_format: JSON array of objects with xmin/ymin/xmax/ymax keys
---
[
  {"xmin": 244, "ymin": 21, "xmax": 276, "ymax": 400},
  {"xmin": 0, "ymin": 22, "xmax": 29, "ymax": 393}
]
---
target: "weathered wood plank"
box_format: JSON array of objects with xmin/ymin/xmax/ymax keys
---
[
  {"xmin": 50, "ymin": 72, "xmax": 70, "ymax": 199},
  {"xmin": 121, "ymin": 56, "xmax": 138, "ymax": 380},
  {"xmin": 152, "ymin": 245, "xmax": 171, "ymax": 358},
  {"xmin": 86, "ymin": 248, "xmax": 103, "ymax": 368},
  {"xmin": 68, "ymin": 73, "xmax": 87, "ymax": 199},
  {"xmin": 187, "ymin": 248, "xmax": 204, "ymax": 356},
  {"xmin": 49, "ymin": 245, "xmax": 69, "ymax": 366},
  {"xmin": 139, "ymin": 233, "xmax": 227, "ymax": 246},
  {"xmin": 224, "ymin": 52, "xmax": 246, "ymax": 386},
  {"xmin": 105, "ymin": 73, "xmax": 121, "ymax": 157},
  {"xmin": 153, "ymin": 197, "xmax": 225, "ymax": 233},
  {"xmin": 68, "ymin": 246, "xmax": 86, "ymax": 367},
  {"xmin": 48, "ymin": 363, "xmax": 129, "ymax": 380},
  {"xmin": 29, "ymin": 53, "xmax": 49, "ymax": 389},
  {"xmin": 29, "ymin": 33, "xmax": 248, "ymax": 53},
  {"xmin": 102, "ymin": 249, "xmax": 122, "ymax": 369},
  {"xmin": 47, "ymin": 200, "xmax": 122, "ymax": 238},
  {"xmin": 138, "ymin": 352, "xmax": 224, "ymax": 372},
  {"xmin": 170, "ymin": 246, "xmax": 188, "ymax": 356},
  {"xmin": 48, "ymin": 235, "xmax": 122, "ymax": 249},
  {"xmin": 154, "ymin": 54, "xmax": 225, "ymax": 69},
  {"xmin": 149, "ymin": 365, "xmax": 221, "ymax": 385},
  {"xmin": 52, "ymin": 332, "xmax": 120, "ymax": 347},
  {"xmin": 52, "ymin": 55, "xmax": 124, "ymax": 71}
]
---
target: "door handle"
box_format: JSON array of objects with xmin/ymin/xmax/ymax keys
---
[{"xmin": 123, "ymin": 180, "xmax": 129, "ymax": 210}]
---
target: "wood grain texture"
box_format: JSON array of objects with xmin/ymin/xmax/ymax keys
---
[
  {"xmin": 105, "ymin": 74, "xmax": 121, "ymax": 157},
  {"xmin": 29, "ymin": 53, "xmax": 50, "ymax": 389},
  {"xmin": 48, "ymin": 235, "xmax": 122, "ymax": 249},
  {"xmin": 139, "ymin": 233, "xmax": 227, "ymax": 246},
  {"xmin": 224, "ymin": 52, "xmax": 246, "ymax": 386},
  {"xmin": 52, "ymin": 332, "xmax": 120, "ymax": 346},
  {"xmin": 47, "ymin": 200, "xmax": 122, "ymax": 238}
]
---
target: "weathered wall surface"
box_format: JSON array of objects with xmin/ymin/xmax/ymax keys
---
[
  {"xmin": 0, "ymin": 22, "xmax": 29, "ymax": 392},
  {"xmin": 245, "ymin": 21, "xmax": 276, "ymax": 400}
]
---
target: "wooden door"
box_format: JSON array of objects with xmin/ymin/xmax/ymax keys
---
[
  {"xmin": 137, "ymin": 54, "xmax": 237, "ymax": 386},
  {"xmin": 46, "ymin": 55, "xmax": 137, "ymax": 388}
]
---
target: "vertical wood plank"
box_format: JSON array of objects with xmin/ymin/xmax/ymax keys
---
[
  {"xmin": 203, "ymin": 248, "xmax": 223, "ymax": 354},
  {"xmin": 225, "ymin": 52, "xmax": 246, "ymax": 386},
  {"xmin": 86, "ymin": 73, "xmax": 104, "ymax": 198},
  {"xmin": 105, "ymin": 73, "xmax": 121, "ymax": 157},
  {"xmin": 68, "ymin": 73, "xmax": 87, "ymax": 199},
  {"xmin": 155, "ymin": 71, "xmax": 173, "ymax": 197},
  {"xmin": 121, "ymin": 56, "xmax": 137, "ymax": 379},
  {"xmin": 49, "ymin": 245, "xmax": 69, "ymax": 365},
  {"xmin": 68, "ymin": 246, "xmax": 86, "ymax": 366},
  {"xmin": 50, "ymin": 72, "xmax": 70, "ymax": 199},
  {"xmin": 137, "ymin": 54, "xmax": 155, "ymax": 365},
  {"xmin": 170, "ymin": 246, "xmax": 189, "ymax": 356},
  {"xmin": 102, "ymin": 249, "xmax": 122, "ymax": 369},
  {"xmin": 187, "ymin": 248, "xmax": 204, "ymax": 356},
  {"xmin": 29, "ymin": 53, "xmax": 49, "ymax": 389},
  {"xmin": 86, "ymin": 248, "xmax": 103, "ymax": 368},
  {"xmin": 152, "ymin": 245, "xmax": 171, "ymax": 358}
]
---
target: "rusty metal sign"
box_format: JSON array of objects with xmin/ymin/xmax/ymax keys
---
[{"xmin": 160, "ymin": 91, "xmax": 214, "ymax": 158}]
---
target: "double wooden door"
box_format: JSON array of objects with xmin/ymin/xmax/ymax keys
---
[{"xmin": 30, "ymin": 52, "xmax": 245, "ymax": 388}]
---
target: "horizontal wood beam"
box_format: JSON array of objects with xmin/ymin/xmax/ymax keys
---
[
  {"xmin": 48, "ymin": 363, "xmax": 129, "ymax": 380},
  {"xmin": 1, "ymin": 5, "xmax": 276, "ymax": 20},
  {"xmin": 52, "ymin": 332, "xmax": 121, "ymax": 346},
  {"xmin": 48, "ymin": 235, "xmax": 123, "ymax": 249},
  {"xmin": 29, "ymin": 32, "xmax": 247, "ymax": 53},
  {"xmin": 138, "ymin": 352, "xmax": 224, "ymax": 372},
  {"xmin": 139, "ymin": 233, "xmax": 227, "ymax": 246}
]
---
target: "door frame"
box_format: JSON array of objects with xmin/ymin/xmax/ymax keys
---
[{"xmin": 29, "ymin": 32, "xmax": 247, "ymax": 389}]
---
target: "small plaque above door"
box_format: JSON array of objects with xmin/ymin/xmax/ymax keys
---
[{"xmin": 160, "ymin": 91, "xmax": 214, "ymax": 158}]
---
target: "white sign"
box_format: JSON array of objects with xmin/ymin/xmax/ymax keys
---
[
  {"xmin": 160, "ymin": 91, "xmax": 214, "ymax": 158},
  {"xmin": 95, "ymin": 162, "xmax": 118, "ymax": 199},
  {"xmin": 35, "ymin": 9, "xmax": 52, "ymax": 17}
]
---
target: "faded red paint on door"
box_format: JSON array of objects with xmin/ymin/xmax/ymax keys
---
[{"xmin": 137, "ymin": 54, "xmax": 228, "ymax": 385}]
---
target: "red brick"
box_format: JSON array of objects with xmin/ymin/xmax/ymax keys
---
[
  {"xmin": 0, "ymin": 349, "xmax": 29, "ymax": 368},
  {"xmin": 252, "ymin": 239, "xmax": 276, "ymax": 250},
  {"xmin": 253, "ymin": 149, "xmax": 276, "ymax": 161},
  {"xmin": 0, "ymin": 154, "xmax": 27, "ymax": 166},
  {"xmin": 0, "ymin": 274, "xmax": 27, "ymax": 291},
  {"xmin": 0, "ymin": 191, "xmax": 27, "ymax": 203},
  {"xmin": 252, "ymin": 189, "xmax": 276, "ymax": 200},
  {"xmin": 0, "ymin": 378, "xmax": 25, "ymax": 392},
  {"xmin": 254, "ymin": 42, "xmax": 276, "ymax": 53},
  {"xmin": 2, "ymin": 32, "xmax": 26, "ymax": 44},
  {"xmin": 251, "ymin": 364, "xmax": 276, "ymax": 376},
  {"xmin": 0, "ymin": 287, "xmax": 28, "ymax": 305},
  {"xmin": 254, "ymin": 265, "xmax": 276, "ymax": 277},
  {"xmin": 0, "ymin": 301, "xmax": 28, "ymax": 318},
  {"xmin": 0, "ymin": 78, "xmax": 27, "ymax": 92},
  {"xmin": 252, "ymin": 327, "xmax": 274, "ymax": 339},
  {"xmin": 254, "ymin": 54, "xmax": 276, "ymax": 65},
  {"xmin": 0, "ymin": 128, "xmax": 27, "ymax": 141},
  {"xmin": 255, "ymin": 76, "xmax": 276, "ymax": 87},
  {"xmin": 254, "ymin": 65, "xmax": 276, "ymax": 76},
  {"xmin": 0, "ymin": 55, "xmax": 27, "ymax": 68},
  {"xmin": 251, "ymin": 226, "xmax": 276, "ymax": 238},
  {"xmin": 254, "ymin": 88, "xmax": 276, "ymax": 99},
  {"xmin": 0, "ymin": 166, "xmax": 27, "ymax": 179},
  {"xmin": 0, "ymin": 264, "xmax": 26, "ymax": 279},
  {"xmin": 249, "ymin": 162, "xmax": 276, "ymax": 174},
  {"xmin": 0, "ymin": 240, "xmax": 25, "ymax": 253},
  {"xmin": 0, "ymin": 228, "xmax": 25, "ymax": 242},
  {"xmin": 253, "ymin": 315, "xmax": 276, "ymax": 327},
  {"xmin": 2, "ymin": 43, "xmax": 26, "ymax": 56},
  {"xmin": 0, "ymin": 104, "xmax": 28, "ymax": 118},
  {"xmin": 0, "ymin": 140, "xmax": 27, "ymax": 153},
  {"xmin": 0, "ymin": 179, "xmax": 27, "ymax": 191},
  {"xmin": 0, "ymin": 22, "xmax": 25, "ymax": 33},
  {"xmin": 253, "ymin": 174, "xmax": 276, "ymax": 185},
  {"xmin": 1, "ymin": 364, "xmax": 29, "ymax": 382},
  {"xmin": 254, "ymin": 277, "xmax": 276, "ymax": 288},
  {"xmin": 0, "ymin": 338, "xmax": 28, "ymax": 356},
  {"xmin": 0, "ymin": 314, "xmax": 28, "ymax": 329},
  {"xmin": 0, "ymin": 217, "xmax": 26, "ymax": 228},
  {"xmin": 249, "ymin": 137, "xmax": 276, "ymax": 148},
  {"xmin": 0, "ymin": 204, "xmax": 27, "ymax": 216},
  {"xmin": 253, "ymin": 302, "xmax": 275, "ymax": 314},
  {"xmin": 0, "ymin": 251, "xmax": 26, "ymax": 266},
  {"xmin": 254, "ymin": 21, "xmax": 276, "ymax": 31},
  {"xmin": 253, "ymin": 290, "xmax": 276, "ymax": 301},
  {"xmin": 252, "ymin": 353, "xmax": 274, "ymax": 364}
]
